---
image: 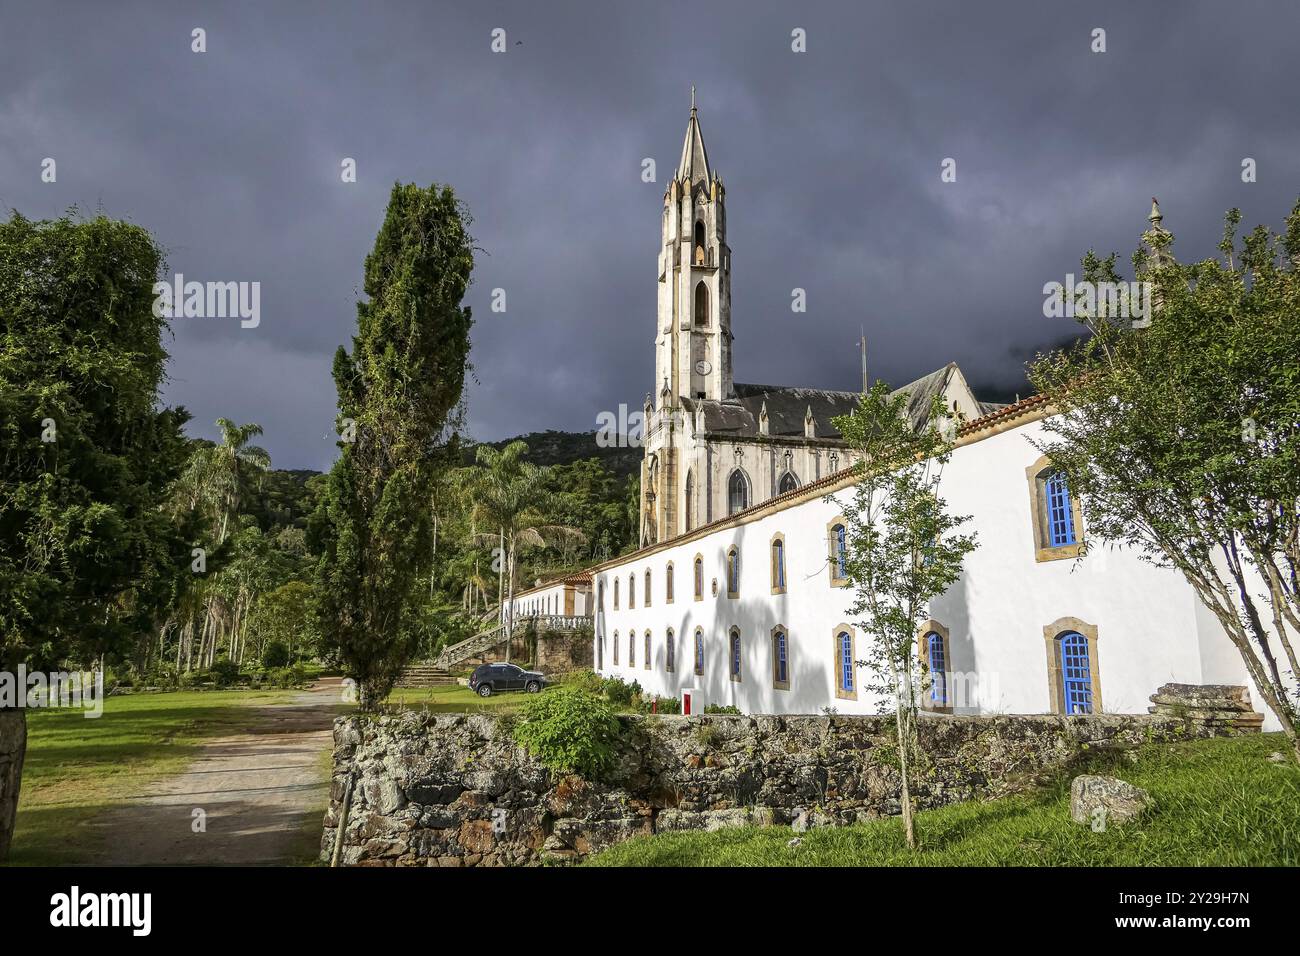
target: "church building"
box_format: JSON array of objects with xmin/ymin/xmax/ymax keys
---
[
  {"xmin": 579, "ymin": 99, "xmax": 1289, "ymax": 731},
  {"xmin": 638, "ymin": 98, "xmax": 1005, "ymax": 545}
]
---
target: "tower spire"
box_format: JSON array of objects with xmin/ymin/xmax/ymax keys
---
[{"xmin": 677, "ymin": 90, "xmax": 711, "ymax": 185}]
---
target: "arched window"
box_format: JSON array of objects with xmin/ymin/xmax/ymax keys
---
[
  {"xmin": 926, "ymin": 632, "xmax": 948, "ymax": 708},
  {"xmin": 726, "ymin": 546, "xmax": 740, "ymax": 598},
  {"xmin": 728, "ymin": 469, "xmax": 749, "ymax": 515},
  {"xmin": 644, "ymin": 630, "xmax": 652, "ymax": 670},
  {"xmin": 1059, "ymin": 631, "xmax": 1093, "ymax": 714},
  {"xmin": 778, "ymin": 472, "xmax": 799, "ymax": 495},
  {"xmin": 628, "ymin": 630, "xmax": 636, "ymax": 668},
  {"xmin": 1026, "ymin": 456, "xmax": 1084, "ymax": 561},
  {"xmin": 772, "ymin": 626, "xmax": 790, "ymax": 690},
  {"xmin": 694, "ymin": 554, "xmax": 704, "ymax": 600},
  {"xmin": 1045, "ymin": 471, "xmax": 1076, "ymax": 547},
  {"xmin": 597, "ymin": 579, "xmax": 604, "ymax": 611},
  {"xmin": 684, "ymin": 471, "xmax": 695, "ymax": 532},
  {"xmin": 597, "ymin": 633, "xmax": 604, "ymax": 670},
  {"xmin": 828, "ymin": 520, "xmax": 848, "ymax": 586},
  {"xmin": 835, "ymin": 626, "xmax": 857, "ymax": 700},
  {"xmin": 666, "ymin": 628, "xmax": 675, "ymax": 673},
  {"xmin": 613, "ymin": 630, "xmax": 619, "ymax": 665},
  {"xmin": 644, "ymin": 569, "xmax": 652, "ymax": 607},
  {"xmin": 770, "ymin": 533, "xmax": 786, "ymax": 593},
  {"xmin": 665, "ymin": 562, "xmax": 675, "ymax": 603},
  {"xmin": 694, "ymin": 220, "xmax": 706, "ymax": 265},
  {"xmin": 729, "ymin": 627, "xmax": 742, "ymax": 682},
  {"xmin": 613, "ymin": 578, "xmax": 619, "ymax": 610},
  {"xmin": 694, "ymin": 281, "xmax": 709, "ymax": 326},
  {"xmin": 694, "ymin": 628, "xmax": 704, "ymax": 675},
  {"xmin": 628, "ymin": 573, "xmax": 635, "ymax": 609}
]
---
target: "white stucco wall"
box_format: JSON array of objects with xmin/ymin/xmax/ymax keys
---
[
  {"xmin": 593, "ymin": 413, "xmax": 1281, "ymax": 728},
  {"xmin": 504, "ymin": 581, "xmax": 591, "ymax": 622}
]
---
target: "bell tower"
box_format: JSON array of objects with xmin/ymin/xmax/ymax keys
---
[
  {"xmin": 655, "ymin": 90, "xmax": 733, "ymax": 408},
  {"xmin": 643, "ymin": 91, "xmax": 732, "ymax": 545}
]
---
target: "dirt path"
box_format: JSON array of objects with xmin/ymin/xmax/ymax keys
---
[{"xmin": 92, "ymin": 679, "xmax": 346, "ymax": 866}]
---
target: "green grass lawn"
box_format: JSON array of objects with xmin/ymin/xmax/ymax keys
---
[
  {"xmin": 587, "ymin": 733, "xmax": 1300, "ymax": 867},
  {"xmin": 7, "ymin": 688, "xmax": 307, "ymax": 866},
  {"xmin": 384, "ymin": 683, "xmax": 543, "ymax": 714}
]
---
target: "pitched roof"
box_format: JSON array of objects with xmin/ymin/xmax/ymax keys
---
[{"xmin": 681, "ymin": 364, "xmax": 986, "ymax": 442}]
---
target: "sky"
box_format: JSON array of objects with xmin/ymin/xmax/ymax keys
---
[{"xmin": 2, "ymin": 0, "xmax": 1297, "ymax": 471}]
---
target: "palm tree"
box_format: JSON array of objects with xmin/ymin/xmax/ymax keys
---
[
  {"xmin": 456, "ymin": 441, "xmax": 585, "ymax": 662},
  {"xmin": 209, "ymin": 418, "xmax": 271, "ymax": 544},
  {"xmin": 166, "ymin": 419, "xmax": 272, "ymax": 668}
]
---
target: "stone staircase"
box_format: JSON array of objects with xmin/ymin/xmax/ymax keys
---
[
  {"xmin": 1148, "ymin": 683, "xmax": 1265, "ymax": 733},
  {"xmin": 434, "ymin": 622, "xmax": 509, "ymax": 670},
  {"xmin": 395, "ymin": 664, "xmax": 456, "ymax": 688}
]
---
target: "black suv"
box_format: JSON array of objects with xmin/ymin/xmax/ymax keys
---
[{"xmin": 469, "ymin": 663, "xmax": 547, "ymax": 697}]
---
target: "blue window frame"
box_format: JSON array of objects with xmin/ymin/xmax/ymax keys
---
[
  {"xmin": 727, "ymin": 548, "xmax": 740, "ymax": 594},
  {"xmin": 773, "ymin": 538, "xmax": 786, "ymax": 589},
  {"xmin": 927, "ymin": 632, "xmax": 947, "ymax": 706},
  {"xmin": 774, "ymin": 629, "xmax": 788, "ymax": 685},
  {"xmin": 1046, "ymin": 471, "xmax": 1076, "ymax": 547},
  {"xmin": 838, "ymin": 631, "xmax": 854, "ymax": 692},
  {"xmin": 1059, "ymin": 631, "xmax": 1093, "ymax": 714},
  {"xmin": 834, "ymin": 524, "xmax": 848, "ymax": 578},
  {"xmin": 730, "ymin": 629, "xmax": 742, "ymax": 680}
]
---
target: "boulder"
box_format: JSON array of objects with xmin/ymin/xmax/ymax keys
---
[{"xmin": 1070, "ymin": 774, "xmax": 1151, "ymax": 827}]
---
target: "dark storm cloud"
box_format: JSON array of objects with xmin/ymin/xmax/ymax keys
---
[{"xmin": 2, "ymin": 0, "xmax": 1297, "ymax": 469}]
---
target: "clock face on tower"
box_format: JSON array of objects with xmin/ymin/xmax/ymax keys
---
[{"xmin": 695, "ymin": 360, "xmax": 712, "ymax": 375}]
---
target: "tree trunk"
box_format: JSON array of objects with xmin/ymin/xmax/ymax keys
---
[
  {"xmin": 504, "ymin": 541, "xmax": 515, "ymax": 665},
  {"xmin": 0, "ymin": 708, "xmax": 27, "ymax": 862},
  {"xmin": 895, "ymin": 706, "xmax": 916, "ymax": 849}
]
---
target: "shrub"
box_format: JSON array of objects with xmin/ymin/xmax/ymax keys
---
[
  {"xmin": 512, "ymin": 688, "xmax": 623, "ymax": 780},
  {"xmin": 262, "ymin": 640, "xmax": 291, "ymax": 669},
  {"xmin": 600, "ymin": 676, "xmax": 640, "ymax": 706},
  {"xmin": 562, "ymin": 670, "xmax": 604, "ymax": 694},
  {"xmin": 704, "ymin": 704, "xmax": 740, "ymax": 715},
  {"xmin": 145, "ymin": 662, "xmax": 179, "ymax": 688},
  {"xmin": 208, "ymin": 659, "xmax": 242, "ymax": 687},
  {"xmin": 265, "ymin": 666, "xmax": 296, "ymax": 689}
]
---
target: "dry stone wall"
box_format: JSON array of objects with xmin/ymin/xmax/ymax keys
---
[{"xmin": 320, "ymin": 708, "xmax": 1233, "ymax": 866}]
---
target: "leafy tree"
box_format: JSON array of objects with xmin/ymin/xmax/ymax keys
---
[
  {"xmin": 832, "ymin": 384, "xmax": 978, "ymax": 848},
  {"xmin": 0, "ymin": 212, "xmax": 188, "ymax": 860},
  {"xmin": 310, "ymin": 183, "xmax": 475, "ymax": 709},
  {"xmin": 1029, "ymin": 199, "xmax": 1300, "ymax": 758},
  {"xmin": 247, "ymin": 580, "xmax": 312, "ymax": 663}
]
